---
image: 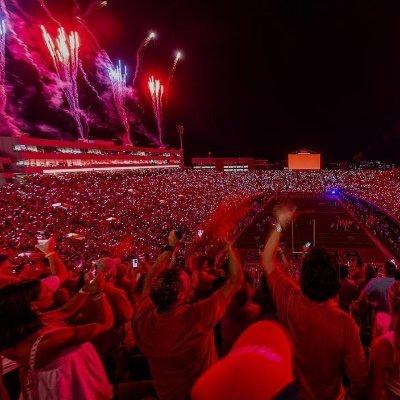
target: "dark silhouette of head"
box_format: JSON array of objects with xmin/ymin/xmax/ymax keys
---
[
  {"xmin": 0, "ymin": 280, "xmax": 43, "ymax": 351},
  {"xmin": 339, "ymin": 265, "xmax": 349, "ymax": 280},
  {"xmin": 150, "ymin": 268, "xmax": 190, "ymax": 312},
  {"xmin": 300, "ymin": 248, "xmax": 340, "ymax": 303},
  {"xmin": 384, "ymin": 260, "xmax": 396, "ymax": 277}
]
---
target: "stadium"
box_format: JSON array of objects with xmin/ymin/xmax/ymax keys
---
[{"xmin": 1, "ymin": 1, "xmax": 400, "ymax": 400}]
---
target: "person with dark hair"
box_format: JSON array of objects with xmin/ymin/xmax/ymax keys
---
[
  {"xmin": 0, "ymin": 274, "xmax": 114, "ymax": 399},
  {"xmin": 261, "ymin": 204, "xmax": 367, "ymax": 400},
  {"xmin": 356, "ymin": 263, "xmax": 377, "ymax": 295},
  {"xmin": 338, "ymin": 265, "xmax": 357, "ymax": 313},
  {"xmin": 220, "ymin": 282, "xmax": 260, "ymax": 355},
  {"xmin": 253, "ymin": 274, "xmax": 278, "ymax": 320},
  {"xmin": 357, "ymin": 260, "xmax": 396, "ymax": 314},
  {"xmin": 369, "ymin": 282, "xmax": 400, "ymax": 399},
  {"xmin": 351, "ymin": 258, "xmax": 364, "ymax": 284},
  {"xmin": 133, "ymin": 232, "xmax": 243, "ymax": 400}
]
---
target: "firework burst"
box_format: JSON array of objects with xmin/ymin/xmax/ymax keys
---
[
  {"xmin": 41, "ymin": 25, "xmax": 86, "ymax": 140},
  {"xmin": 148, "ymin": 75, "xmax": 164, "ymax": 144},
  {"xmin": 0, "ymin": 19, "xmax": 6, "ymax": 113},
  {"xmin": 109, "ymin": 60, "xmax": 132, "ymax": 145}
]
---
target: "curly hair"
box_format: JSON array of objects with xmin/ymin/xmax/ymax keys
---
[
  {"xmin": 300, "ymin": 248, "xmax": 340, "ymax": 303},
  {"xmin": 150, "ymin": 269, "xmax": 182, "ymax": 312}
]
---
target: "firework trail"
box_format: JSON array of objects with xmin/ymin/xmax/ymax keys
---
[
  {"xmin": 148, "ymin": 76, "xmax": 164, "ymax": 144},
  {"xmin": 37, "ymin": 0, "xmax": 61, "ymax": 26},
  {"xmin": 132, "ymin": 31, "xmax": 156, "ymax": 88},
  {"xmin": 37, "ymin": 0, "xmax": 99, "ymax": 107},
  {"xmin": 109, "ymin": 60, "xmax": 132, "ymax": 145},
  {"xmin": 0, "ymin": 0, "xmax": 43, "ymax": 76},
  {"xmin": 41, "ymin": 25, "xmax": 86, "ymax": 140},
  {"xmin": 9, "ymin": 0, "xmax": 35, "ymax": 23},
  {"xmin": 79, "ymin": 60, "xmax": 104, "ymax": 103},
  {"xmin": 0, "ymin": 20, "xmax": 6, "ymax": 113},
  {"xmin": 0, "ymin": 19, "xmax": 24, "ymax": 136},
  {"xmin": 72, "ymin": 0, "xmax": 108, "ymax": 19},
  {"xmin": 167, "ymin": 51, "xmax": 182, "ymax": 91},
  {"xmin": 75, "ymin": 14, "xmax": 160, "ymax": 145}
]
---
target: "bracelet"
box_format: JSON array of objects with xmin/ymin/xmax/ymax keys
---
[
  {"xmin": 44, "ymin": 251, "xmax": 56, "ymax": 258},
  {"xmin": 78, "ymin": 288, "xmax": 90, "ymax": 295},
  {"xmin": 275, "ymin": 223, "xmax": 282, "ymax": 233},
  {"xmin": 91, "ymin": 292, "xmax": 105, "ymax": 302}
]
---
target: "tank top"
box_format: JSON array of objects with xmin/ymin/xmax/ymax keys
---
[{"xmin": 21, "ymin": 334, "xmax": 113, "ymax": 400}]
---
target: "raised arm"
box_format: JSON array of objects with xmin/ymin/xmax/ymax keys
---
[
  {"xmin": 31, "ymin": 275, "xmax": 114, "ymax": 369},
  {"xmin": 142, "ymin": 230, "xmax": 182, "ymax": 295},
  {"xmin": 220, "ymin": 242, "xmax": 244, "ymax": 300},
  {"xmin": 41, "ymin": 273, "xmax": 101, "ymax": 323},
  {"xmin": 261, "ymin": 204, "xmax": 296, "ymax": 276},
  {"xmin": 36, "ymin": 237, "xmax": 68, "ymax": 284}
]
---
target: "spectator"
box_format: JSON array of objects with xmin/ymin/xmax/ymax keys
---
[
  {"xmin": 356, "ymin": 264, "xmax": 377, "ymax": 295},
  {"xmin": 351, "ymin": 259, "xmax": 364, "ymax": 284},
  {"xmin": 261, "ymin": 203, "xmax": 367, "ymax": 399},
  {"xmin": 358, "ymin": 260, "xmax": 396, "ymax": 313},
  {"xmin": 0, "ymin": 275, "xmax": 114, "ymax": 399},
  {"xmin": 369, "ymin": 282, "xmax": 400, "ymax": 399},
  {"xmin": 133, "ymin": 233, "xmax": 243, "ymax": 400},
  {"xmin": 81, "ymin": 257, "xmax": 134, "ymax": 383},
  {"xmin": 339, "ymin": 265, "xmax": 357, "ymax": 313},
  {"xmin": 220, "ymin": 282, "xmax": 261, "ymax": 355}
]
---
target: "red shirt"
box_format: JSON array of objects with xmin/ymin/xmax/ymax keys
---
[
  {"xmin": 133, "ymin": 290, "xmax": 229, "ymax": 400},
  {"xmin": 268, "ymin": 269, "xmax": 367, "ymax": 400}
]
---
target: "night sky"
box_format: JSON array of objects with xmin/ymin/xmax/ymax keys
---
[{"xmin": 10, "ymin": 0, "xmax": 400, "ymax": 162}]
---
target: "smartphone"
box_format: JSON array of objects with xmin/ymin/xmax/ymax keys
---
[
  {"xmin": 132, "ymin": 259, "xmax": 138, "ymax": 268},
  {"xmin": 89, "ymin": 265, "xmax": 97, "ymax": 283}
]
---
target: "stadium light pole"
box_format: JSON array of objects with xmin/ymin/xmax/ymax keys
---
[{"xmin": 176, "ymin": 125, "xmax": 184, "ymax": 169}]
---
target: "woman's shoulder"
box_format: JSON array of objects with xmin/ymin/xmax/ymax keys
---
[{"xmin": 371, "ymin": 331, "xmax": 395, "ymax": 365}]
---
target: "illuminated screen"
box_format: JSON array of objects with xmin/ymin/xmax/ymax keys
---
[{"xmin": 288, "ymin": 154, "xmax": 321, "ymax": 170}]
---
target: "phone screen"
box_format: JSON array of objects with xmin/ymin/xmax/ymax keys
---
[{"xmin": 132, "ymin": 259, "xmax": 138, "ymax": 268}]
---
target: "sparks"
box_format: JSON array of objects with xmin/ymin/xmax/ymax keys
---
[
  {"xmin": 41, "ymin": 25, "xmax": 86, "ymax": 140},
  {"xmin": 132, "ymin": 30, "xmax": 157, "ymax": 87},
  {"xmin": 148, "ymin": 76, "xmax": 164, "ymax": 144},
  {"xmin": 167, "ymin": 49, "xmax": 183, "ymax": 102},
  {"xmin": 0, "ymin": 19, "xmax": 6, "ymax": 113},
  {"xmin": 109, "ymin": 60, "xmax": 132, "ymax": 145},
  {"xmin": 169, "ymin": 50, "xmax": 182, "ymax": 81}
]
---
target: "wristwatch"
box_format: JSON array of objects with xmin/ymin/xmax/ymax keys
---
[
  {"xmin": 276, "ymin": 223, "xmax": 283, "ymax": 233},
  {"xmin": 164, "ymin": 245, "xmax": 174, "ymax": 251}
]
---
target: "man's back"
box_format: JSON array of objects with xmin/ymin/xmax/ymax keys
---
[
  {"xmin": 133, "ymin": 290, "xmax": 228, "ymax": 400},
  {"xmin": 364, "ymin": 276, "xmax": 395, "ymax": 312},
  {"xmin": 268, "ymin": 270, "xmax": 367, "ymax": 400}
]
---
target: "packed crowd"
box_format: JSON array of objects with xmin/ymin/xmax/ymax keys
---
[
  {"xmin": 342, "ymin": 193, "xmax": 400, "ymax": 258},
  {"xmin": 1, "ymin": 168, "xmax": 400, "ymax": 399},
  {"xmin": 0, "ymin": 168, "xmax": 398, "ymax": 266}
]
